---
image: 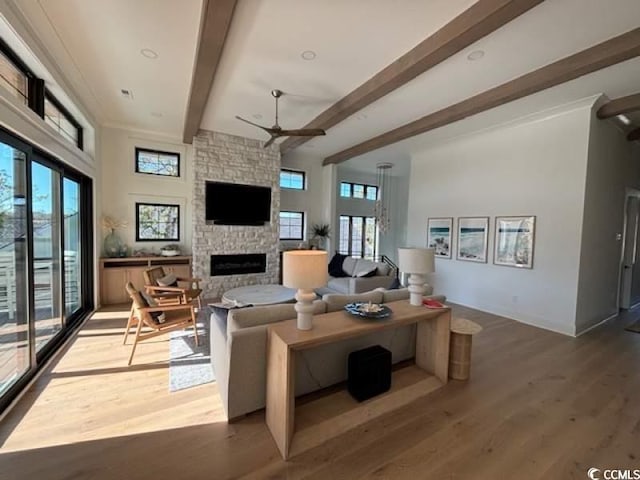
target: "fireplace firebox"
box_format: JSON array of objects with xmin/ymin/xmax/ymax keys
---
[{"xmin": 210, "ymin": 254, "xmax": 267, "ymax": 276}]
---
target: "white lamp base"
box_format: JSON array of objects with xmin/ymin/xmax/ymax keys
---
[
  {"xmin": 295, "ymin": 288, "xmax": 316, "ymax": 330},
  {"xmin": 407, "ymin": 273, "xmax": 426, "ymax": 306}
]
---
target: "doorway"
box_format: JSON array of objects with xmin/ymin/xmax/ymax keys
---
[{"xmin": 619, "ymin": 189, "xmax": 640, "ymax": 309}]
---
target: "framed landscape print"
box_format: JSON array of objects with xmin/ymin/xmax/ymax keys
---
[
  {"xmin": 457, "ymin": 217, "xmax": 489, "ymax": 263},
  {"xmin": 494, "ymin": 216, "xmax": 536, "ymax": 269},
  {"xmin": 427, "ymin": 217, "xmax": 453, "ymax": 259}
]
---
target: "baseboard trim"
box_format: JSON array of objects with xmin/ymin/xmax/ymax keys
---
[{"xmin": 575, "ymin": 313, "xmax": 618, "ymax": 337}]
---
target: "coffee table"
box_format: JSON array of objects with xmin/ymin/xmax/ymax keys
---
[{"xmin": 222, "ymin": 284, "xmax": 297, "ymax": 306}]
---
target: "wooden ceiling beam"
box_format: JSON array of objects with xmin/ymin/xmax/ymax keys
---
[
  {"xmin": 628, "ymin": 128, "xmax": 640, "ymax": 142},
  {"xmin": 278, "ymin": 0, "xmax": 545, "ymax": 153},
  {"xmin": 182, "ymin": 0, "xmax": 237, "ymax": 144},
  {"xmin": 597, "ymin": 93, "xmax": 640, "ymax": 119},
  {"xmin": 324, "ymin": 27, "xmax": 640, "ymax": 165}
]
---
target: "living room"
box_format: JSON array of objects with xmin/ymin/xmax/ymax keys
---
[{"xmin": 1, "ymin": 0, "xmax": 640, "ymax": 478}]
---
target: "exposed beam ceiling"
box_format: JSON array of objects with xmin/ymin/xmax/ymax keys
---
[
  {"xmin": 278, "ymin": 0, "xmax": 545, "ymax": 154},
  {"xmin": 182, "ymin": 0, "xmax": 237, "ymax": 144},
  {"xmin": 629, "ymin": 128, "xmax": 640, "ymax": 142},
  {"xmin": 596, "ymin": 93, "xmax": 640, "ymax": 118},
  {"xmin": 324, "ymin": 27, "xmax": 640, "ymax": 165}
]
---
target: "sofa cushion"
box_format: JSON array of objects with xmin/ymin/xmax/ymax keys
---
[
  {"xmin": 322, "ymin": 290, "xmax": 384, "ymax": 312},
  {"xmin": 377, "ymin": 263, "xmax": 391, "ymax": 276},
  {"xmin": 352, "ymin": 259, "xmax": 376, "ymax": 277},
  {"xmin": 327, "ymin": 277, "xmax": 351, "ymax": 294},
  {"xmin": 355, "ymin": 265, "xmax": 377, "ymax": 277},
  {"xmin": 342, "ymin": 256, "xmax": 358, "ymax": 276},
  {"xmin": 328, "ymin": 252, "xmax": 348, "ymax": 278},
  {"xmin": 229, "ymin": 300, "xmax": 327, "ymax": 330},
  {"xmin": 380, "ymin": 288, "xmax": 410, "ymax": 303}
]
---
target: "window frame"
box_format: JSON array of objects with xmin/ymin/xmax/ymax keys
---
[
  {"xmin": 135, "ymin": 202, "xmax": 181, "ymax": 242},
  {"xmin": 338, "ymin": 214, "xmax": 378, "ymax": 259},
  {"xmin": 44, "ymin": 90, "xmax": 83, "ymax": 150},
  {"xmin": 279, "ymin": 210, "xmax": 305, "ymax": 241},
  {"xmin": 134, "ymin": 147, "xmax": 181, "ymax": 178},
  {"xmin": 279, "ymin": 168, "xmax": 306, "ymax": 190}
]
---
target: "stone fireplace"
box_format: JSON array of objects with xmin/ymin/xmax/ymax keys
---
[{"xmin": 192, "ymin": 130, "xmax": 280, "ymax": 299}]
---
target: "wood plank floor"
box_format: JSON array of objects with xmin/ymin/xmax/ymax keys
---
[{"xmin": 0, "ymin": 303, "xmax": 639, "ymax": 480}]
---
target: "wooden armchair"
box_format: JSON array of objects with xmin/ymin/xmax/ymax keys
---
[
  {"xmin": 124, "ymin": 282, "xmax": 199, "ymax": 365},
  {"xmin": 143, "ymin": 266, "xmax": 203, "ymax": 309}
]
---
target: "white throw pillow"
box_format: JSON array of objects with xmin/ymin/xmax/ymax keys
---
[
  {"xmin": 355, "ymin": 266, "xmax": 377, "ymax": 278},
  {"xmin": 157, "ymin": 273, "xmax": 178, "ymax": 287}
]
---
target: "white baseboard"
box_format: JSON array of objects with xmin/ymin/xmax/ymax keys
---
[{"xmin": 575, "ymin": 313, "xmax": 618, "ymax": 337}]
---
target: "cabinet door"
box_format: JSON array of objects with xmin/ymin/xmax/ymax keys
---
[
  {"xmin": 127, "ymin": 268, "xmax": 147, "ymax": 292},
  {"xmin": 101, "ymin": 268, "xmax": 129, "ymax": 305}
]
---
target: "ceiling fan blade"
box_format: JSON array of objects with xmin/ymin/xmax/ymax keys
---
[
  {"xmin": 278, "ymin": 128, "xmax": 326, "ymax": 137},
  {"xmin": 263, "ymin": 136, "xmax": 277, "ymax": 148},
  {"xmin": 235, "ymin": 115, "xmax": 275, "ymax": 133}
]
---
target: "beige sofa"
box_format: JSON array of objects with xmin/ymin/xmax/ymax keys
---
[
  {"xmin": 210, "ymin": 287, "xmax": 445, "ymax": 420},
  {"xmin": 323, "ymin": 257, "xmax": 396, "ymax": 294}
]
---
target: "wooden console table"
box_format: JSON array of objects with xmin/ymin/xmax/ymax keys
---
[{"xmin": 265, "ymin": 300, "xmax": 451, "ymax": 459}]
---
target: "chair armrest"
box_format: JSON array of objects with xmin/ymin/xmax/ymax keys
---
[
  {"xmin": 145, "ymin": 285, "xmax": 186, "ymax": 293},
  {"xmin": 138, "ymin": 304, "xmax": 194, "ymax": 313},
  {"xmin": 176, "ymin": 276, "xmax": 201, "ymax": 282}
]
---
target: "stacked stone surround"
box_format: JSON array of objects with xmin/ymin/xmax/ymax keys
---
[{"xmin": 193, "ymin": 130, "xmax": 280, "ymax": 299}]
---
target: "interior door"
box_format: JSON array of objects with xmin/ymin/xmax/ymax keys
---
[{"xmin": 620, "ymin": 195, "xmax": 640, "ymax": 309}]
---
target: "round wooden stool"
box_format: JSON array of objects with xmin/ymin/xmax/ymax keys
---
[{"xmin": 449, "ymin": 318, "xmax": 483, "ymax": 380}]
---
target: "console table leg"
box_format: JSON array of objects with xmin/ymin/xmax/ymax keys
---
[
  {"xmin": 266, "ymin": 332, "xmax": 295, "ymax": 459},
  {"xmin": 415, "ymin": 310, "xmax": 451, "ymax": 383}
]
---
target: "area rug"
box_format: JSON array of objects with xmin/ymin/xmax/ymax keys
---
[
  {"xmin": 169, "ymin": 316, "xmax": 215, "ymax": 392},
  {"xmin": 625, "ymin": 320, "xmax": 640, "ymax": 334}
]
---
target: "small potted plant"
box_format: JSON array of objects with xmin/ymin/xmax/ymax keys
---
[
  {"xmin": 310, "ymin": 223, "xmax": 331, "ymax": 250},
  {"xmin": 160, "ymin": 244, "xmax": 181, "ymax": 257}
]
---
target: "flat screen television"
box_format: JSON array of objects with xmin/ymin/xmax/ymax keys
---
[{"xmin": 205, "ymin": 181, "xmax": 271, "ymax": 225}]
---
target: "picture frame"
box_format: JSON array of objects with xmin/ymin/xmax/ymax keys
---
[
  {"xmin": 427, "ymin": 217, "xmax": 453, "ymax": 259},
  {"xmin": 493, "ymin": 216, "xmax": 536, "ymax": 269},
  {"xmin": 456, "ymin": 217, "xmax": 489, "ymax": 263}
]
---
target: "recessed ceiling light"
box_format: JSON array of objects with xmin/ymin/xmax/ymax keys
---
[
  {"xmin": 252, "ymin": 113, "xmax": 263, "ymax": 120},
  {"xmin": 301, "ymin": 50, "xmax": 316, "ymax": 60},
  {"xmin": 141, "ymin": 48, "xmax": 158, "ymax": 59},
  {"xmin": 467, "ymin": 50, "xmax": 485, "ymax": 61},
  {"xmin": 151, "ymin": 112, "xmax": 163, "ymax": 118},
  {"xmin": 617, "ymin": 114, "xmax": 631, "ymax": 125},
  {"xmin": 120, "ymin": 89, "xmax": 134, "ymax": 100}
]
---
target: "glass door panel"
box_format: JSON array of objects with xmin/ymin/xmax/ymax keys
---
[
  {"xmin": 63, "ymin": 178, "xmax": 81, "ymax": 316},
  {"xmin": 351, "ymin": 217, "xmax": 364, "ymax": 258},
  {"xmin": 364, "ymin": 217, "xmax": 377, "ymax": 260},
  {"xmin": 31, "ymin": 162, "xmax": 62, "ymax": 352},
  {"xmin": 0, "ymin": 141, "xmax": 29, "ymax": 395}
]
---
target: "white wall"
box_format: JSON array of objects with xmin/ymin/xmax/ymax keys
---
[
  {"xmin": 575, "ymin": 109, "xmax": 640, "ymax": 334},
  {"xmin": 407, "ymin": 105, "xmax": 593, "ymax": 335},
  {"xmin": 100, "ymin": 126, "xmax": 192, "ymax": 254}
]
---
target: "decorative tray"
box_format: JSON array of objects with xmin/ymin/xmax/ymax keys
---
[{"xmin": 344, "ymin": 302, "xmax": 392, "ymax": 319}]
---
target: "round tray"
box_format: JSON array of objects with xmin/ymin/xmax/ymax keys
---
[{"xmin": 344, "ymin": 302, "xmax": 392, "ymax": 319}]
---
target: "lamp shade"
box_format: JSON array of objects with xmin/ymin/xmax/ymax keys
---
[
  {"xmin": 397, "ymin": 247, "xmax": 435, "ymax": 274},
  {"xmin": 283, "ymin": 250, "xmax": 328, "ymax": 289}
]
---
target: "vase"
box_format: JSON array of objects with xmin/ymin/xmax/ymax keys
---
[{"xmin": 104, "ymin": 230, "xmax": 124, "ymax": 257}]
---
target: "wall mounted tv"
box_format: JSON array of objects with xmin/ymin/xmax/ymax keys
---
[{"xmin": 205, "ymin": 181, "xmax": 271, "ymax": 225}]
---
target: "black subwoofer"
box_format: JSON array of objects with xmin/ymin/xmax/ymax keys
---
[{"xmin": 347, "ymin": 345, "xmax": 392, "ymax": 402}]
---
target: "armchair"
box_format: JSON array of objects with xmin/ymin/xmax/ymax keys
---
[{"xmin": 143, "ymin": 266, "xmax": 203, "ymax": 309}]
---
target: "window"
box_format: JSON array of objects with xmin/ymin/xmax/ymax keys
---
[
  {"xmin": 135, "ymin": 148, "xmax": 180, "ymax": 177},
  {"xmin": 44, "ymin": 93, "xmax": 83, "ymax": 149},
  {"xmin": 136, "ymin": 203, "xmax": 180, "ymax": 241},
  {"xmin": 340, "ymin": 182, "xmax": 377, "ymax": 201},
  {"xmin": 338, "ymin": 215, "xmax": 377, "ymax": 259},
  {"xmin": 279, "ymin": 211, "xmax": 304, "ymax": 240},
  {"xmin": 0, "ymin": 49, "xmax": 27, "ymax": 105},
  {"xmin": 280, "ymin": 169, "xmax": 305, "ymax": 190}
]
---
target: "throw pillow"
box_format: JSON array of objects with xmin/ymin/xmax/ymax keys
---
[
  {"xmin": 388, "ymin": 277, "xmax": 402, "ymax": 290},
  {"xmin": 140, "ymin": 291, "xmax": 167, "ymax": 324},
  {"xmin": 157, "ymin": 273, "xmax": 178, "ymax": 287},
  {"xmin": 328, "ymin": 252, "xmax": 348, "ymax": 278},
  {"xmin": 355, "ymin": 266, "xmax": 377, "ymax": 278}
]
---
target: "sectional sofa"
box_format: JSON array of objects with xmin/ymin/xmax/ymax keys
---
[
  {"xmin": 210, "ymin": 286, "xmax": 446, "ymax": 420},
  {"xmin": 320, "ymin": 256, "xmax": 397, "ymax": 295}
]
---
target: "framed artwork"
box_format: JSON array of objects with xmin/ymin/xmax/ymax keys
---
[
  {"xmin": 427, "ymin": 217, "xmax": 453, "ymax": 259},
  {"xmin": 457, "ymin": 217, "xmax": 489, "ymax": 263},
  {"xmin": 494, "ymin": 216, "xmax": 536, "ymax": 269}
]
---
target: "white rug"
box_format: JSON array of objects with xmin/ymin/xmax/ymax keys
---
[{"xmin": 168, "ymin": 319, "xmax": 215, "ymax": 392}]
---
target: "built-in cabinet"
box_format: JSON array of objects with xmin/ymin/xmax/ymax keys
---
[{"xmin": 99, "ymin": 256, "xmax": 193, "ymax": 305}]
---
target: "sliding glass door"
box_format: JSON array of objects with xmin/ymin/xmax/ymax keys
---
[
  {"xmin": 0, "ymin": 140, "xmax": 30, "ymax": 397},
  {"xmin": 0, "ymin": 127, "xmax": 92, "ymax": 411},
  {"xmin": 339, "ymin": 215, "xmax": 378, "ymax": 259}
]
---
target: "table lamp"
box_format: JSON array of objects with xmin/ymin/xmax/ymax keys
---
[
  {"xmin": 397, "ymin": 247, "xmax": 435, "ymax": 306},
  {"xmin": 282, "ymin": 250, "xmax": 328, "ymax": 330}
]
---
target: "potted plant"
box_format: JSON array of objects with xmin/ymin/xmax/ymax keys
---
[{"xmin": 310, "ymin": 223, "xmax": 331, "ymax": 250}]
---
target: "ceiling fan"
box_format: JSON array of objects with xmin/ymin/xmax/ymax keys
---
[{"xmin": 235, "ymin": 89, "xmax": 326, "ymax": 148}]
